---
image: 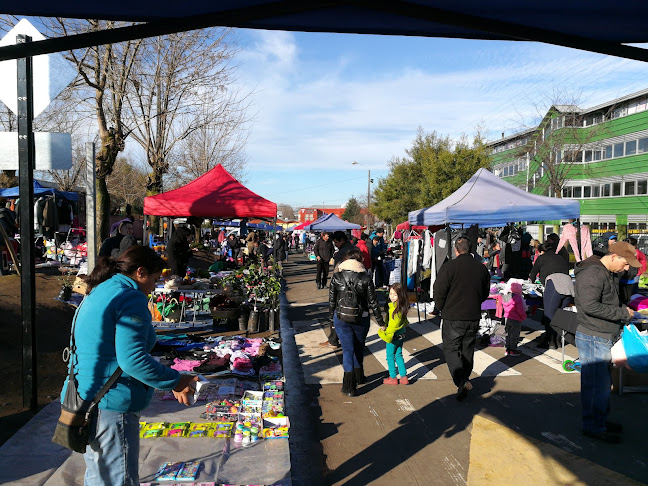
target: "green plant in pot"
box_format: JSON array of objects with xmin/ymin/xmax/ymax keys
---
[{"xmin": 57, "ymin": 273, "xmax": 75, "ymax": 301}]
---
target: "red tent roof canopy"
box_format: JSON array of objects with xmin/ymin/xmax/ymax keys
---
[
  {"xmin": 143, "ymin": 165, "xmax": 277, "ymax": 219},
  {"xmin": 396, "ymin": 221, "xmax": 428, "ymax": 231}
]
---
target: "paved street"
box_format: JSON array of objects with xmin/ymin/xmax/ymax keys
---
[{"xmin": 281, "ymin": 253, "xmax": 648, "ymax": 486}]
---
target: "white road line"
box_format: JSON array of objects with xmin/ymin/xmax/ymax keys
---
[
  {"xmin": 366, "ymin": 320, "xmax": 437, "ymax": 380},
  {"xmin": 407, "ymin": 318, "xmax": 521, "ymax": 377},
  {"xmin": 518, "ymin": 336, "xmax": 577, "ymax": 373}
]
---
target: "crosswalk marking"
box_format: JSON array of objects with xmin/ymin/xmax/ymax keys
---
[
  {"xmin": 292, "ymin": 313, "xmax": 580, "ymax": 384},
  {"xmin": 407, "ymin": 317, "xmax": 521, "ymax": 377},
  {"xmin": 365, "ymin": 321, "xmax": 437, "ymax": 380}
]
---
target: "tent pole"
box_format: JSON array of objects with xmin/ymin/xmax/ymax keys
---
[
  {"xmin": 446, "ymin": 224, "xmax": 452, "ymax": 260},
  {"xmin": 143, "ymin": 214, "xmax": 149, "ymax": 246}
]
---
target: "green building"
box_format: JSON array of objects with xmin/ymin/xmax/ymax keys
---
[{"xmin": 488, "ymin": 88, "xmax": 648, "ymax": 244}]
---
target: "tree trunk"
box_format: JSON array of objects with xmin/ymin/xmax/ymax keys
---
[
  {"xmin": 96, "ymin": 176, "xmax": 110, "ymax": 248},
  {"xmin": 146, "ymin": 170, "xmax": 164, "ymax": 235}
]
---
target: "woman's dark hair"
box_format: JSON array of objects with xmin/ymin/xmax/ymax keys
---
[
  {"xmin": 537, "ymin": 244, "xmax": 545, "ymax": 253},
  {"xmin": 389, "ymin": 283, "xmax": 409, "ymax": 319},
  {"xmin": 85, "ymin": 245, "xmax": 165, "ymax": 292},
  {"xmin": 544, "ymin": 233, "xmax": 559, "ymax": 252},
  {"xmin": 625, "ymin": 237, "xmax": 638, "ymax": 247},
  {"xmin": 342, "ymin": 247, "xmax": 364, "ymax": 263}
]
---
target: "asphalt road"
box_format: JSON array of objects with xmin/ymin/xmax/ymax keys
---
[{"xmin": 281, "ymin": 252, "xmax": 648, "ymax": 486}]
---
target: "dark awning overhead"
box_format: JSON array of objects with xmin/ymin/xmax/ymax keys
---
[{"xmin": 0, "ymin": 1, "xmax": 648, "ymax": 62}]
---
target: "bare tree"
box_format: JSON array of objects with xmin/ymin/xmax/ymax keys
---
[
  {"xmin": 40, "ymin": 18, "xmax": 143, "ymax": 245},
  {"xmin": 507, "ymin": 89, "xmax": 610, "ymax": 197},
  {"xmin": 277, "ymin": 204, "xmax": 295, "ymax": 220},
  {"xmin": 107, "ymin": 156, "xmax": 148, "ymax": 212},
  {"xmin": 124, "ymin": 30, "xmax": 249, "ymax": 200}
]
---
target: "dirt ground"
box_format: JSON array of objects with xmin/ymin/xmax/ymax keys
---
[{"xmin": 0, "ymin": 249, "xmax": 218, "ymax": 447}]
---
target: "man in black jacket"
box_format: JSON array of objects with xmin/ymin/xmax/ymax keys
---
[
  {"xmin": 574, "ymin": 242, "xmax": 638, "ymax": 443},
  {"xmin": 314, "ymin": 232, "xmax": 334, "ymax": 289},
  {"xmin": 433, "ymin": 237, "xmax": 490, "ymax": 401}
]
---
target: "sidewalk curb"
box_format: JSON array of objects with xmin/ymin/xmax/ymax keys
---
[{"xmin": 280, "ymin": 282, "xmax": 327, "ymax": 486}]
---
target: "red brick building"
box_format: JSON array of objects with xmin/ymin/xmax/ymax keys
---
[{"xmin": 297, "ymin": 206, "xmax": 345, "ymax": 223}]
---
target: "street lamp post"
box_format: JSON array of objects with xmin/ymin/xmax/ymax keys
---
[{"xmin": 352, "ymin": 161, "xmax": 372, "ymax": 229}]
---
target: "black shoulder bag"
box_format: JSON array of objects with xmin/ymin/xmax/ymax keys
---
[{"xmin": 52, "ymin": 301, "xmax": 122, "ymax": 453}]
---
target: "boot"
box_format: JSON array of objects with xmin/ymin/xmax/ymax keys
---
[
  {"xmin": 354, "ymin": 367, "xmax": 367, "ymax": 385},
  {"xmin": 341, "ymin": 371, "xmax": 356, "ymax": 397}
]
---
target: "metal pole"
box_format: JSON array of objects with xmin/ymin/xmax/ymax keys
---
[
  {"xmin": 367, "ymin": 169, "xmax": 371, "ymax": 229},
  {"xmin": 85, "ymin": 142, "xmax": 97, "ymax": 273},
  {"xmin": 446, "ymin": 224, "xmax": 452, "ymax": 260},
  {"xmin": 17, "ymin": 34, "xmax": 37, "ymax": 410}
]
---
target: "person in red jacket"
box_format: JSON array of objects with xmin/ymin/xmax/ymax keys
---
[{"xmin": 354, "ymin": 233, "xmax": 372, "ymax": 271}]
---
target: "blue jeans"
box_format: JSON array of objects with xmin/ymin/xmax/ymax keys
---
[
  {"xmin": 84, "ymin": 408, "xmax": 141, "ymax": 486},
  {"xmin": 386, "ymin": 338, "xmax": 406, "ymax": 378},
  {"xmin": 575, "ymin": 331, "xmax": 613, "ymax": 434},
  {"xmin": 334, "ymin": 313, "xmax": 369, "ymax": 372}
]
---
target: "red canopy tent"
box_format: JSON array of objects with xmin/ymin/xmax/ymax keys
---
[
  {"xmin": 144, "ymin": 165, "xmax": 277, "ymax": 218},
  {"xmin": 291, "ymin": 220, "xmax": 311, "ymax": 231},
  {"xmin": 396, "ymin": 220, "xmax": 428, "ymax": 232}
]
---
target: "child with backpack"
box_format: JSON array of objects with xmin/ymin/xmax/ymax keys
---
[{"xmin": 378, "ymin": 283, "xmax": 410, "ymax": 385}]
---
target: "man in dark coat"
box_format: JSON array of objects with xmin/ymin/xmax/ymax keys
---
[
  {"xmin": 314, "ymin": 232, "xmax": 334, "ymax": 289},
  {"xmin": 574, "ymin": 242, "xmax": 638, "ymax": 443},
  {"xmin": 167, "ymin": 226, "xmax": 193, "ymax": 277},
  {"xmin": 332, "ymin": 231, "xmax": 354, "ymax": 269},
  {"xmin": 433, "ymin": 237, "xmax": 490, "ymax": 401}
]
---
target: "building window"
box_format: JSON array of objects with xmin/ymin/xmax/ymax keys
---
[
  {"xmin": 562, "ymin": 187, "xmax": 572, "ymax": 198},
  {"xmin": 592, "ymin": 185, "xmax": 600, "ymax": 197},
  {"xmin": 638, "ymin": 179, "xmax": 648, "ymax": 195},
  {"xmin": 573, "ymin": 186, "xmax": 582, "ymax": 198},
  {"xmin": 583, "ymin": 186, "xmax": 591, "ymax": 197},
  {"xmin": 603, "ymin": 184, "xmax": 611, "ymax": 197},
  {"xmin": 625, "ymin": 181, "xmax": 635, "ymax": 196},
  {"xmin": 584, "ymin": 150, "xmax": 593, "ymax": 162},
  {"xmin": 612, "ymin": 182, "xmax": 621, "ymax": 196},
  {"xmin": 626, "ymin": 140, "xmax": 637, "ymax": 156},
  {"xmin": 594, "ymin": 150, "xmax": 602, "ymax": 161},
  {"xmin": 639, "ymin": 138, "xmax": 648, "ymax": 154},
  {"xmin": 613, "ymin": 142, "xmax": 624, "ymax": 158},
  {"xmin": 604, "ymin": 145, "xmax": 612, "ymax": 159}
]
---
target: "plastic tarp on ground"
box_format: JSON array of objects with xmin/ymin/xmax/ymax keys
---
[
  {"xmin": 0, "ymin": 180, "xmax": 78, "ymax": 201},
  {"xmin": 304, "ymin": 213, "xmax": 361, "ymax": 231},
  {"xmin": 144, "ymin": 165, "xmax": 277, "ymax": 219},
  {"xmin": 409, "ymin": 168, "xmax": 580, "ymax": 227}
]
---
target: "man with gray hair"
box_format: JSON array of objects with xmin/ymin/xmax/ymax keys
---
[{"xmin": 433, "ymin": 236, "xmax": 490, "ymax": 401}]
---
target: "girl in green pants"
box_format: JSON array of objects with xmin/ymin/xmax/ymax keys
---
[{"xmin": 378, "ymin": 283, "xmax": 410, "ymax": 385}]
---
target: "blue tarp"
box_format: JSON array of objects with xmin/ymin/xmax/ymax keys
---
[
  {"xmin": 409, "ymin": 168, "xmax": 580, "ymax": 227},
  {"xmin": 0, "ymin": 180, "xmax": 78, "ymax": 201},
  {"xmin": 304, "ymin": 213, "xmax": 361, "ymax": 231}
]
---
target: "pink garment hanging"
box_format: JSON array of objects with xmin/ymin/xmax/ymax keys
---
[
  {"xmin": 556, "ymin": 223, "xmax": 581, "ymax": 262},
  {"xmin": 580, "ymin": 225, "xmax": 593, "ymax": 259}
]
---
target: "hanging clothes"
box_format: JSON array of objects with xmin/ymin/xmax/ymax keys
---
[
  {"xmin": 407, "ymin": 238, "xmax": 420, "ymax": 278},
  {"xmin": 434, "ymin": 229, "xmax": 449, "ymax": 273},
  {"xmin": 42, "ymin": 197, "xmax": 58, "ymax": 238},
  {"xmin": 422, "ymin": 230, "xmax": 433, "ymax": 270},
  {"xmin": 580, "ymin": 225, "xmax": 593, "ymax": 259},
  {"xmin": 556, "ymin": 223, "xmax": 580, "ymax": 262}
]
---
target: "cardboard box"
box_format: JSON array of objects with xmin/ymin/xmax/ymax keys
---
[{"xmin": 611, "ymin": 366, "xmax": 648, "ymax": 394}]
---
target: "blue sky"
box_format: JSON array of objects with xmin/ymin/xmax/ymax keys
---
[{"xmin": 232, "ymin": 29, "xmax": 648, "ymax": 211}]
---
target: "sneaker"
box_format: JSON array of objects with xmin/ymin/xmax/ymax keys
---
[
  {"xmin": 383, "ymin": 377, "xmax": 398, "ymax": 385},
  {"xmin": 505, "ymin": 349, "xmax": 521, "ymax": 357},
  {"xmin": 583, "ymin": 430, "xmax": 621, "ymax": 444},
  {"xmin": 319, "ymin": 341, "xmax": 338, "ymax": 349},
  {"xmin": 399, "ymin": 376, "xmax": 410, "ymax": 385}
]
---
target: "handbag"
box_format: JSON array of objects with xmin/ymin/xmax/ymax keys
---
[{"xmin": 52, "ymin": 300, "xmax": 123, "ymax": 453}]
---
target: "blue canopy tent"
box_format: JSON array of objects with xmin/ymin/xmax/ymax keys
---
[
  {"xmin": 0, "ymin": 180, "xmax": 78, "ymax": 202},
  {"xmin": 408, "ymin": 168, "xmax": 579, "ymax": 227},
  {"xmin": 304, "ymin": 213, "xmax": 361, "ymax": 231}
]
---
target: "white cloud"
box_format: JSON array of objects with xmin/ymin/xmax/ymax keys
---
[{"xmin": 234, "ymin": 33, "xmax": 648, "ymax": 204}]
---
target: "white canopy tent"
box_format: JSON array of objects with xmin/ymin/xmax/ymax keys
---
[{"xmin": 408, "ymin": 168, "xmax": 580, "ymax": 227}]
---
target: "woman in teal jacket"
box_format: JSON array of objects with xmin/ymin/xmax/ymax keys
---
[{"xmin": 62, "ymin": 245, "xmax": 196, "ymax": 485}]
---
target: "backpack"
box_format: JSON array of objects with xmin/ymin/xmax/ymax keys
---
[{"xmin": 337, "ymin": 273, "xmax": 361, "ymax": 323}]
